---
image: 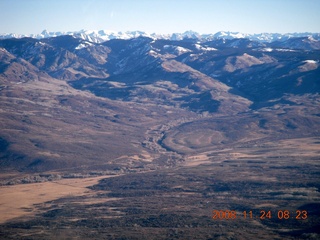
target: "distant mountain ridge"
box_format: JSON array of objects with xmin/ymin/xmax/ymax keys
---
[
  {"xmin": 0, "ymin": 29, "xmax": 319, "ymax": 173},
  {"xmin": 1, "ymin": 33, "xmax": 318, "ymax": 111},
  {"xmin": 1, "ymin": 29, "xmax": 320, "ymax": 43}
]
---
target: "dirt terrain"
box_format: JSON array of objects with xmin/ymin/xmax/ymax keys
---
[
  {"xmin": 0, "ymin": 35, "xmax": 319, "ymax": 239},
  {"xmin": 0, "ymin": 176, "xmax": 112, "ymax": 223},
  {"xmin": 0, "ymin": 132, "xmax": 319, "ymax": 239}
]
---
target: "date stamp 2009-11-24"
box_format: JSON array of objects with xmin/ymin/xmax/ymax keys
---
[{"xmin": 212, "ymin": 210, "xmax": 308, "ymax": 220}]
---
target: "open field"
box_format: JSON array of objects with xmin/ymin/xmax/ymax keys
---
[
  {"xmin": 184, "ymin": 137, "xmax": 320, "ymax": 167},
  {"xmin": 0, "ymin": 135, "xmax": 319, "ymax": 239},
  {"xmin": 1, "ymin": 92, "xmax": 319, "ymax": 239},
  {"xmin": 0, "ymin": 175, "xmax": 115, "ymax": 224}
]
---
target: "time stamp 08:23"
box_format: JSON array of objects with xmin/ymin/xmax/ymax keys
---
[{"xmin": 212, "ymin": 210, "xmax": 308, "ymax": 220}]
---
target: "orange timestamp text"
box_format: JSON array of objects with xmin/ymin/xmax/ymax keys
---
[{"xmin": 212, "ymin": 210, "xmax": 308, "ymax": 220}]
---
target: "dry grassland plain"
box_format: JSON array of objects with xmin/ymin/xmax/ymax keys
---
[{"xmin": 0, "ymin": 176, "xmax": 116, "ymax": 224}]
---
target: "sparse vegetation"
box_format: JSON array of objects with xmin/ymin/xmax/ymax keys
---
[{"xmin": 0, "ymin": 35, "xmax": 319, "ymax": 239}]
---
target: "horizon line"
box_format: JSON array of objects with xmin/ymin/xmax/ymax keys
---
[{"xmin": 1, "ymin": 29, "xmax": 320, "ymax": 36}]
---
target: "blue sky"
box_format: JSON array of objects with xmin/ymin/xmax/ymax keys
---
[{"xmin": 1, "ymin": 0, "xmax": 319, "ymax": 34}]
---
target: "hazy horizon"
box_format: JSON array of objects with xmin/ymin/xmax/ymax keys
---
[{"xmin": 1, "ymin": 0, "xmax": 320, "ymax": 35}]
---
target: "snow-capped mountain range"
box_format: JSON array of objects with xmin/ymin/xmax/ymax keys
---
[{"xmin": 1, "ymin": 29, "xmax": 320, "ymax": 43}]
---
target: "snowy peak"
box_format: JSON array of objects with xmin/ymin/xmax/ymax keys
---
[
  {"xmin": 213, "ymin": 31, "xmax": 250, "ymax": 39},
  {"xmin": 0, "ymin": 30, "xmax": 320, "ymax": 44}
]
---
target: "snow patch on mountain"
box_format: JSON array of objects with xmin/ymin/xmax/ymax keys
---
[
  {"xmin": 194, "ymin": 44, "xmax": 217, "ymax": 51},
  {"xmin": 275, "ymin": 48, "xmax": 297, "ymax": 52},
  {"xmin": 163, "ymin": 45, "xmax": 192, "ymax": 55},
  {"xmin": 148, "ymin": 49, "xmax": 160, "ymax": 57},
  {"xmin": 261, "ymin": 48, "xmax": 273, "ymax": 52},
  {"xmin": 303, "ymin": 60, "xmax": 318, "ymax": 64},
  {"xmin": 298, "ymin": 60, "xmax": 319, "ymax": 72},
  {"xmin": 175, "ymin": 46, "xmax": 192, "ymax": 55},
  {"xmin": 75, "ymin": 42, "xmax": 93, "ymax": 50}
]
